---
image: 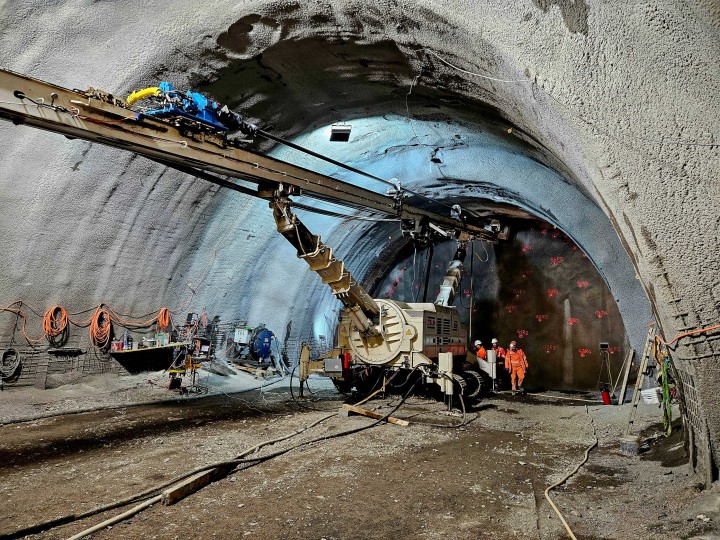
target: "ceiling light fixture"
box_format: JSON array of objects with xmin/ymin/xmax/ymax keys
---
[{"xmin": 329, "ymin": 123, "xmax": 352, "ymax": 142}]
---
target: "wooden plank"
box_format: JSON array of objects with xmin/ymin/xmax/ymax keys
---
[
  {"xmin": 234, "ymin": 364, "xmax": 265, "ymax": 377},
  {"xmin": 161, "ymin": 469, "xmax": 218, "ymax": 506},
  {"xmin": 616, "ymin": 348, "xmax": 635, "ymax": 405},
  {"xmin": 109, "ymin": 341, "xmax": 191, "ymax": 354},
  {"xmin": 341, "ymin": 404, "xmax": 409, "ymax": 426}
]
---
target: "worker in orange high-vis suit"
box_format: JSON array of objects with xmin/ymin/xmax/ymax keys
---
[
  {"xmin": 474, "ymin": 340, "xmax": 487, "ymax": 360},
  {"xmin": 504, "ymin": 341, "xmax": 528, "ymax": 394}
]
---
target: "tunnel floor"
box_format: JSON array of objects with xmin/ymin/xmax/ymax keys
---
[{"xmin": 0, "ymin": 390, "xmax": 716, "ymax": 540}]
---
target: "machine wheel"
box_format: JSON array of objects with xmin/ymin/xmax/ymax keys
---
[
  {"xmin": 460, "ymin": 369, "xmax": 484, "ymax": 399},
  {"xmin": 451, "ymin": 373, "xmax": 467, "ymax": 395}
]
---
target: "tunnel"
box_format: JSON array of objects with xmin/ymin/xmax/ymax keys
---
[{"xmin": 0, "ymin": 1, "xmax": 719, "ymax": 538}]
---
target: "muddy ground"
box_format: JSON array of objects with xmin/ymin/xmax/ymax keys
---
[{"xmin": 1, "ymin": 385, "xmax": 718, "ymax": 540}]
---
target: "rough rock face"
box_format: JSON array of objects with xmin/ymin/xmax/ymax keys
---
[{"xmin": 0, "ymin": 2, "xmax": 718, "ymax": 475}]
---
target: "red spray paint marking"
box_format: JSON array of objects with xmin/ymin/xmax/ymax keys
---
[
  {"xmin": 550, "ymin": 256, "xmax": 565, "ymax": 266},
  {"xmin": 505, "ymin": 304, "xmax": 517, "ymax": 314},
  {"xmin": 544, "ymin": 345, "xmax": 558, "ymax": 353},
  {"xmin": 594, "ymin": 310, "xmax": 608, "ymax": 319},
  {"xmin": 567, "ymin": 318, "xmax": 579, "ymax": 326},
  {"xmin": 535, "ymin": 314, "xmax": 548, "ymax": 322},
  {"xmin": 571, "ymin": 245, "xmax": 578, "ymax": 252},
  {"xmin": 547, "ymin": 289, "xmax": 559, "ymax": 298},
  {"xmin": 577, "ymin": 280, "xmax": 589, "ymax": 288},
  {"xmin": 578, "ymin": 348, "xmax": 592, "ymax": 358},
  {"xmin": 464, "ymin": 288, "xmax": 472, "ymax": 298},
  {"xmin": 521, "ymin": 244, "xmax": 532, "ymax": 252},
  {"xmin": 516, "ymin": 329, "xmax": 529, "ymax": 339},
  {"xmin": 608, "ymin": 346, "xmax": 621, "ymax": 355}
]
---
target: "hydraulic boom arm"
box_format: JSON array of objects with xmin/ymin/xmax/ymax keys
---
[
  {"xmin": 0, "ymin": 67, "xmax": 499, "ymax": 241},
  {"xmin": 269, "ymin": 188, "xmax": 380, "ymax": 337}
]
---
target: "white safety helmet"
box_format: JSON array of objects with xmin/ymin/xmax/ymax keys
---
[
  {"xmin": 474, "ymin": 340, "xmax": 482, "ymax": 347},
  {"xmin": 491, "ymin": 338, "xmax": 498, "ymax": 344}
]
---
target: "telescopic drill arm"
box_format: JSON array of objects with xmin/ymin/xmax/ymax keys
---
[{"xmin": 268, "ymin": 188, "xmax": 381, "ymax": 337}]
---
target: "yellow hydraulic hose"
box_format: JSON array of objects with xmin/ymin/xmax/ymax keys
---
[{"xmin": 126, "ymin": 86, "xmax": 160, "ymax": 106}]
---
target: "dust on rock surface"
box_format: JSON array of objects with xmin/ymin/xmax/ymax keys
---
[{"xmin": 0, "ymin": 386, "xmax": 716, "ymax": 540}]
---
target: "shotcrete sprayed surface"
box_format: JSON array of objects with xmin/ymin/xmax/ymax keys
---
[{"xmin": 0, "ymin": 0, "xmax": 719, "ymax": 477}]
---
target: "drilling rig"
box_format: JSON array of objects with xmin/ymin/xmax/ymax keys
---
[{"xmin": 269, "ymin": 187, "xmax": 488, "ymax": 403}]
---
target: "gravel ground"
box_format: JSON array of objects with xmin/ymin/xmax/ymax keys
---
[{"xmin": 0, "ymin": 379, "xmax": 717, "ymax": 540}]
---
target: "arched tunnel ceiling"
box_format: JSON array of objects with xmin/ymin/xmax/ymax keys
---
[{"xmin": 0, "ymin": 1, "xmax": 719, "ymax": 468}]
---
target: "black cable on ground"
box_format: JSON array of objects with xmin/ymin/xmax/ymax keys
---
[
  {"xmin": 2, "ymin": 411, "xmax": 336, "ymax": 540},
  {"xmin": 287, "ymin": 363, "xmax": 345, "ymax": 412},
  {"xmin": 10, "ymin": 380, "xmax": 420, "ymax": 540},
  {"xmin": 400, "ymin": 373, "xmax": 471, "ymax": 429}
]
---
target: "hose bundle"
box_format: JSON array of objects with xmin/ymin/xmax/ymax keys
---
[
  {"xmin": 90, "ymin": 306, "xmax": 112, "ymax": 349},
  {"xmin": 0, "ymin": 348, "xmax": 21, "ymax": 381},
  {"xmin": 43, "ymin": 305, "xmax": 69, "ymax": 347},
  {"xmin": 157, "ymin": 307, "xmax": 171, "ymax": 332}
]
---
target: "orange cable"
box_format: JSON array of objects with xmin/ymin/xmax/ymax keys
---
[
  {"xmin": 89, "ymin": 306, "xmax": 112, "ymax": 349},
  {"xmin": 105, "ymin": 305, "xmax": 158, "ymax": 328},
  {"xmin": 43, "ymin": 305, "xmax": 68, "ymax": 339},
  {"xmin": 657, "ymin": 324, "xmax": 720, "ymax": 347},
  {"xmin": 3, "ymin": 301, "xmax": 181, "ymax": 345},
  {"xmin": 157, "ymin": 307, "xmax": 171, "ymax": 332},
  {"xmin": 0, "ymin": 306, "xmax": 44, "ymax": 344}
]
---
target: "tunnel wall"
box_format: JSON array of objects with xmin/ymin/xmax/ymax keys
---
[{"xmin": 0, "ymin": 1, "xmax": 718, "ymax": 478}]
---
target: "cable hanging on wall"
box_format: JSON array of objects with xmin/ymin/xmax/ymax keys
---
[
  {"xmin": 43, "ymin": 305, "xmax": 69, "ymax": 347},
  {"xmin": 90, "ymin": 306, "xmax": 112, "ymax": 350}
]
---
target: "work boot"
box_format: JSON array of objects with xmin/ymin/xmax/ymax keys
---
[{"xmin": 519, "ymin": 386, "xmax": 524, "ymax": 394}]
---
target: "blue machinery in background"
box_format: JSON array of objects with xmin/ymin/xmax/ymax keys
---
[
  {"xmin": 137, "ymin": 82, "xmax": 228, "ymax": 132},
  {"xmin": 250, "ymin": 326, "xmax": 274, "ymax": 362},
  {"xmin": 231, "ymin": 324, "xmax": 288, "ymax": 374},
  {"xmin": 128, "ymin": 82, "xmax": 258, "ymax": 137}
]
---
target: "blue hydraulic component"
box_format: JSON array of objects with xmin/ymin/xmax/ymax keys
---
[
  {"xmin": 251, "ymin": 328, "xmax": 274, "ymax": 361},
  {"xmin": 140, "ymin": 82, "xmax": 228, "ymax": 131}
]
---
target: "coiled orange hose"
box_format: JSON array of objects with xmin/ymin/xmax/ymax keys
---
[
  {"xmin": 43, "ymin": 305, "xmax": 68, "ymax": 339},
  {"xmin": 90, "ymin": 306, "xmax": 112, "ymax": 349},
  {"xmin": 157, "ymin": 307, "xmax": 171, "ymax": 331}
]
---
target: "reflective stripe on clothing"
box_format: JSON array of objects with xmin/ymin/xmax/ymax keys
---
[{"xmin": 505, "ymin": 349, "xmax": 527, "ymax": 370}]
